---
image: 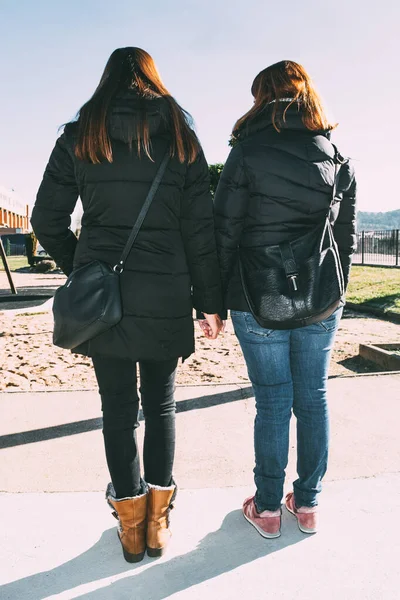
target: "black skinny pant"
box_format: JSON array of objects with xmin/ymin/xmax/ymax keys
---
[{"xmin": 92, "ymin": 356, "xmax": 178, "ymax": 498}]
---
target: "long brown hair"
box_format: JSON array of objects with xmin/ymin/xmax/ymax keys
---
[
  {"xmin": 75, "ymin": 47, "xmax": 200, "ymax": 164},
  {"xmin": 233, "ymin": 60, "xmax": 336, "ymax": 138}
]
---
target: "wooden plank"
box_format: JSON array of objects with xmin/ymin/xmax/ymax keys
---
[{"xmin": 0, "ymin": 237, "xmax": 18, "ymax": 294}]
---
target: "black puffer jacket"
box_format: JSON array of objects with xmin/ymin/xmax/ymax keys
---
[
  {"xmin": 31, "ymin": 91, "xmax": 223, "ymax": 361},
  {"xmin": 214, "ymin": 101, "xmax": 357, "ymax": 312}
]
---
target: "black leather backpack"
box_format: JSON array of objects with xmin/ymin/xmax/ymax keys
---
[{"xmin": 239, "ymin": 147, "xmax": 346, "ymax": 330}]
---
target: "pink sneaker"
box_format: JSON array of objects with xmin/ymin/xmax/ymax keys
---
[
  {"xmin": 285, "ymin": 492, "xmax": 318, "ymax": 534},
  {"xmin": 242, "ymin": 496, "xmax": 281, "ymax": 539}
]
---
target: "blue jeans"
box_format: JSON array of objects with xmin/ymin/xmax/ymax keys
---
[{"xmin": 231, "ymin": 308, "xmax": 342, "ymax": 511}]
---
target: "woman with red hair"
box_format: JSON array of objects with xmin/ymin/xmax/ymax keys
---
[{"xmin": 214, "ymin": 60, "xmax": 357, "ymax": 538}]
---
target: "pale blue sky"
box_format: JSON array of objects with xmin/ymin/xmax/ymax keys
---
[{"xmin": 0, "ymin": 0, "xmax": 399, "ymax": 213}]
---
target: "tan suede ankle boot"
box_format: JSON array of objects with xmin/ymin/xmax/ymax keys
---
[
  {"xmin": 146, "ymin": 483, "xmax": 176, "ymax": 557},
  {"xmin": 106, "ymin": 483, "xmax": 148, "ymax": 563}
]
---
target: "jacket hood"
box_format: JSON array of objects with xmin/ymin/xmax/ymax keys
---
[
  {"xmin": 234, "ymin": 100, "xmax": 331, "ymax": 141},
  {"xmin": 108, "ymin": 89, "xmax": 171, "ymax": 143}
]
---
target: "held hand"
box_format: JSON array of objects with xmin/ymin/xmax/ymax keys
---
[{"xmin": 200, "ymin": 313, "xmax": 224, "ymax": 340}]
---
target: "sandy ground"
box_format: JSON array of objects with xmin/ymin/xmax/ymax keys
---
[{"xmin": 1, "ymin": 270, "xmax": 399, "ymax": 391}]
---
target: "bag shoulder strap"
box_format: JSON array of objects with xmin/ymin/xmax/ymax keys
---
[
  {"xmin": 278, "ymin": 144, "xmax": 347, "ymax": 289},
  {"xmin": 113, "ymin": 150, "xmax": 170, "ymax": 273},
  {"xmin": 329, "ymin": 144, "xmax": 347, "ymax": 212}
]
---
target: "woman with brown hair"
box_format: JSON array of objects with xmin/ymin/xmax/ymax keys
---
[
  {"xmin": 31, "ymin": 47, "xmax": 223, "ymax": 562},
  {"xmin": 214, "ymin": 61, "xmax": 357, "ymax": 538}
]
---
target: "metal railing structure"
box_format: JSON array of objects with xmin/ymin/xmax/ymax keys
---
[
  {"xmin": 7, "ymin": 243, "xmax": 26, "ymax": 256},
  {"xmin": 2, "ymin": 233, "xmax": 399, "ymax": 266},
  {"xmin": 353, "ymin": 230, "xmax": 399, "ymax": 267}
]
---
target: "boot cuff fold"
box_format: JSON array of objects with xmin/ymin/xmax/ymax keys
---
[
  {"xmin": 147, "ymin": 483, "xmax": 175, "ymax": 491},
  {"xmin": 147, "ymin": 480, "xmax": 177, "ymax": 507},
  {"xmin": 106, "ymin": 480, "xmax": 148, "ymax": 502}
]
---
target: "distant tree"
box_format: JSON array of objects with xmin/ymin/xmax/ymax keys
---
[
  {"xmin": 25, "ymin": 232, "xmax": 38, "ymax": 266},
  {"xmin": 209, "ymin": 163, "xmax": 225, "ymax": 197},
  {"xmin": 357, "ymin": 209, "xmax": 400, "ymax": 231}
]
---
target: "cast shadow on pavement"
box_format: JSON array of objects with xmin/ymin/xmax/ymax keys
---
[
  {"xmin": 0, "ymin": 509, "xmax": 307, "ymax": 600},
  {"xmin": 0, "ymin": 386, "xmax": 253, "ymax": 450}
]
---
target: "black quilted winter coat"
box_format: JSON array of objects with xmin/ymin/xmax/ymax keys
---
[
  {"xmin": 31, "ymin": 91, "xmax": 223, "ymax": 361},
  {"xmin": 214, "ymin": 101, "xmax": 357, "ymax": 312}
]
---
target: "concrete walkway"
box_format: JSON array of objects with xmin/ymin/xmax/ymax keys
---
[
  {"xmin": 1, "ymin": 475, "xmax": 399, "ymax": 600},
  {"xmin": 0, "ymin": 374, "xmax": 399, "ymax": 599}
]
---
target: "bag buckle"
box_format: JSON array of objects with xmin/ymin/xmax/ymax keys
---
[
  {"xmin": 336, "ymin": 151, "xmax": 346, "ymax": 165},
  {"xmin": 113, "ymin": 262, "xmax": 124, "ymax": 274},
  {"xmin": 288, "ymin": 275, "xmax": 298, "ymax": 292},
  {"xmin": 280, "ymin": 246, "xmax": 299, "ymax": 293}
]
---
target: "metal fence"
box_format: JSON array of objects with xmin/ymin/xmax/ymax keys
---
[
  {"xmin": 353, "ymin": 230, "xmax": 399, "ymax": 267},
  {"xmin": 5, "ymin": 243, "xmax": 26, "ymax": 256}
]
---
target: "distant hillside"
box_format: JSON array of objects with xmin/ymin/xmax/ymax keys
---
[{"xmin": 357, "ymin": 209, "xmax": 400, "ymax": 231}]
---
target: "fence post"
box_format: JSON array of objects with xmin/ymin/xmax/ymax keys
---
[
  {"xmin": 361, "ymin": 231, "xmax": 365, "ymax": 265},
  {"xmin": 396, "ymin": 230, "xmax": 399, "ymax": 267}
]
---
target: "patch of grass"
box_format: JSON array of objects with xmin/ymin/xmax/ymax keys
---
[
  {"xmin": 0, "ymin": 255, "xmax": 29, "ymax": 271},
  {"xmin": 347, "ymin": 266, "xmax": 400, "ymax": 314}
]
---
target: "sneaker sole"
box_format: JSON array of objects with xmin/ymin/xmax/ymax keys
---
[
  {"xmin": 284, "ymin": 503, "xmax": 317, "ymax": 534},
  {"xmin": 243, "ymin": 511, "xmax": 281, "ymax": 539}
]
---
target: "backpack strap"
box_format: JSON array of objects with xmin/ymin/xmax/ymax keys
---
[
  {"xmin": 280, "ymin": 144, "xmax": 346, "ymax": 293},
  {"xmin": 329, "ymin": 144, "xmax": 347, "ymax": 212}
]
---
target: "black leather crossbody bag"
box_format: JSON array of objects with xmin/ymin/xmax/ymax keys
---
[
  {"xmin": 53, "ymin": 151, "xmax": 170, "ymax": 349},
  {"xmin": 239, "ymin": 148, "xmax": 346, "ymax": 330}
]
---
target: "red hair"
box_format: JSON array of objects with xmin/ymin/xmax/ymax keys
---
[{"xmin": 233, "ymin": 60, "xmax": 337, "ymax": 137}]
